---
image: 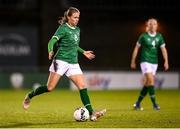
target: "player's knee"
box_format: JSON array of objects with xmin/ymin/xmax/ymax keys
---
[
  {"xmin": 143, "ymin": 79, "xmax": 148, "ymax": 86},
  {"xmin": 147, "ymin": 78, "xmax": 154, "ymax": 85},
  {"xmin": 144, "ymin": 82, "xmax": 148, "ymax": 86},
  {"xmin": 77, "ymin": 82, "xmax": 85, "ymax": 89}
]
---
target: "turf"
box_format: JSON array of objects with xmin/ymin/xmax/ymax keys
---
[{"xmin": 0, "ymin": 89, "xmax": 180, "ymax": 128}]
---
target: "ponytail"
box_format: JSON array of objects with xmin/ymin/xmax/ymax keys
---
[{"xmin": 58, "ymin": 11, "xmax": 68, "ymax": 25}]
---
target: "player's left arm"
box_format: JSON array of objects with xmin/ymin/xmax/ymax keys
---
[
  {"xmin": 160, "ymin": 46, "xmax": 169, "ymax": 71},
  {"xmin": 159, "ymin": 34, "xmax": 169, "ymax": 71},
  {"xmin": 78, "ymin": 47, "xmax": 85, "ymax": 54},
  {"xmin": 78, "ymin": 47, "xmax": 95, "ymax": 60}
]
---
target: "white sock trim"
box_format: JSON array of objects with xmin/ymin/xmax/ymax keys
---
[{"xmin": 85, "ymin": 104, "xmax": 91, "ymax": 107}]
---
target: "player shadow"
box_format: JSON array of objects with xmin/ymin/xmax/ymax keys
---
[{"xmin": 0, "ymin": 121, "xmax": 74, "ymax": 128}]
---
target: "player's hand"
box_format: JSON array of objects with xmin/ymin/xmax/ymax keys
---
[
  {"xmin": 83, "ymin": 51, "xmax": 95, "ymax": 60},
  {"xmin": 130, "ymin": 62, "xmax": 136, "ymax": 69},
  {"xmin": 164, "ymin": 61, "xmax": 169, "ymax": 71},
  {"xmin": 48, "ymin": 51, "xmax": 54, "ymax": 60}
]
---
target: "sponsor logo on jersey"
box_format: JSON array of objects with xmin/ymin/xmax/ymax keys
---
[{"xmin": 74, "ymin": 34, "xmax": 78, "ymax": 42}]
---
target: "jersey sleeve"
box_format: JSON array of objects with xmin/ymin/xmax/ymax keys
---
[
  {"xmin": 137, "ymin": 33, "xmax": 144, "ymax": 46},
  {"xmin": 78, "ymin": 47, "xmax": 85, "ymax": 54},
  {"xmin": 159, "ymin": 34, "xmax": 165, "ymax": 48},
  {"xmin": 48, "ymin": 38, "xmax": 58, "ymax": 52},
  {"xmin": 52, "ymin": 25, "xmax": 66, "ymax": 40}
]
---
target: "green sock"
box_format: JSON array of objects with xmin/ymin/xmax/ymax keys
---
[
  {"xmin": 28, "ymin": 85, "xmax": 49, "ymax": 99},
  {"xmin": 148, "ymin": 85, "xmax": 157, "ymax": 105},
  {"xmin": 137, "ymin": 86, "xmax": 148, "ymax": 104},
  {"xmin": 79, "ymin": 88, "xmax": 94, "ymax": 115}
]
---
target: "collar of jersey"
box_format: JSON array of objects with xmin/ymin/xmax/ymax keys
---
[
  {"xmin": 147, "ymin": 32, "xmax": 156, "ymax": 37},
  {"xmin": 66, "ymin": 23, "xmax": 76, "ymax": 29}
]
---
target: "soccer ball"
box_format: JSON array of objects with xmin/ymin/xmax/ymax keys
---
[{"xmin": 73, "ymin": 107, "xmax": 90, "ymax": 122}]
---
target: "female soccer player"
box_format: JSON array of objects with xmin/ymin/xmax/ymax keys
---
[
  {"xmin": 130, "ymin": 18, "xmax": 169, "ymax": 110},
  {"xmin": 23, "ymin": 7, "xmax": 106, "ymax": 121}
]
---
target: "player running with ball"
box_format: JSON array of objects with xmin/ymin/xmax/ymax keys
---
[
  {"xmin": 23, "ymin": 7, "xmax": 106, "ymax": 121},
  {"xmin": 131, "ymin": 18, "xmax": 169, "ymax": 110}
]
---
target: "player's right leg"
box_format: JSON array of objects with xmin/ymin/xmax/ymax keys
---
[
  {"xmin": 23, "ymin": 72, "xmax": 61, "ymax": 109},
  {"xmin": 133, "ymin": 85, "xmax": 148, "ymax": 110},
  {"xmin": 23, "ymin": 60, "xmax": 67, "ymax": 109},
  {"xmin": 133, "ymin": 62, "xmax": 149, "ymax": 110}
]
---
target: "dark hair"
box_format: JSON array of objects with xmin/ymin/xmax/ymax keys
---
[{"xmin": 58, "ymin": 7, "xmax": 80, "ymax": 25}]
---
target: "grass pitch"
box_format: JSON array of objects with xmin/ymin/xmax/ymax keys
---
[{"xmin": 0, "ymin": 89, "xmax": 180, "ymax": 128}]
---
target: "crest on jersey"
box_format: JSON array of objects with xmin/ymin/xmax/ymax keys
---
[
  {"xmin": 155, "ymin": 38, "xmax": 159, "ymax": 42},
  {"xmin": 147, "ymin": 38, "xmax": 151, "ymax": 41},
  {"xmin": 74, "ymin": 34, "xmax": 79, "ymax": 42}
]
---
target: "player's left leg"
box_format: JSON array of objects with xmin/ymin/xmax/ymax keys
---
[
  {"xmin": 69, "ymin": 74, "xmax": 94, "ymax": 113},
  {"xmin": 67, "ymin": 64, "xmax": 106, "ymax": 121},
  {"xmin": 69, "ymin": 74, "xmax": 106, "ymax": 121},
  {"xmin": 151, "ymin": 64, "xmax": 160, "ymax": 110},
  {"xmin": 145, "ymin": 72, "xmax": 160, "ymax": 110}
]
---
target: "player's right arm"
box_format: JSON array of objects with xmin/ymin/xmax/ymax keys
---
[
  {"xmin": 48, "ymin": 37, "xmax": 58, "ymax": 60},
  {"xmin": 130, "ymin": 43, "xmax": 141, "ymax": 69},
  {"xmin": 131, "ymin": 34, "xmax": 143, "ymax": 69},
  {"xmin": 48, "ymin": 25, "xmax": 65, "ymax": 60}
]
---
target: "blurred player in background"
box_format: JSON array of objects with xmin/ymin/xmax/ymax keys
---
[
  {"xmin": 130, "ymin": 18, "xmax": 169, "ymax": 110},
  {"xmin": 23, "ymin": 7, "xmax": 106, "ymax": 121}
]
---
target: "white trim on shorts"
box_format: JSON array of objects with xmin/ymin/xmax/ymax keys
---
[
  {"xmin": 140, "ymin": 62, "xmax": 158, "ymax": 75},
  {"xmin": 49, "ymin": 59, "xmax": 83, "ymax": 77}
]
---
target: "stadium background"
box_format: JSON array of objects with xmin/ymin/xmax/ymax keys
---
[
  {"xmin": 1, "ymin": 0, "xmax": 180, "ymax": 128},
  {"xmin": 0, "ymin": 0, "xmax": 179, "ymax": 89}
]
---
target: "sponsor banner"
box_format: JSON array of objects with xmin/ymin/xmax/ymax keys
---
[
  {"xmin": 155, "ymin": 72, "xmax": 179, "ymax": 89},
  {"xmin": 70, "ymin": 71, "xmax": 179, "ymax": 90},
  {"xmin": 0, "ymin": 25, "xmax": 38, "ymax": 66}
]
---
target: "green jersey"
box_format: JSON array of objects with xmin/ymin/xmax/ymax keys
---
[
  {"xmin": 52, "ymin": 23, "xmax": 80, "ymax": 64},
  {"xmin": 138, "ymin": 32, "xmax": 165, "ymax": 64}
]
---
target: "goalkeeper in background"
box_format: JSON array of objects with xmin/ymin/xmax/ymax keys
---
[{"xmin": 130, "ymin": 18, "xmax": 169, "ymax": 110}]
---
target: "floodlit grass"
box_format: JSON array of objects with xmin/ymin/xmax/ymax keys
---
[{"xmin": 0, "ymin": 89, "xmax": 180, "ymax": 128}]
